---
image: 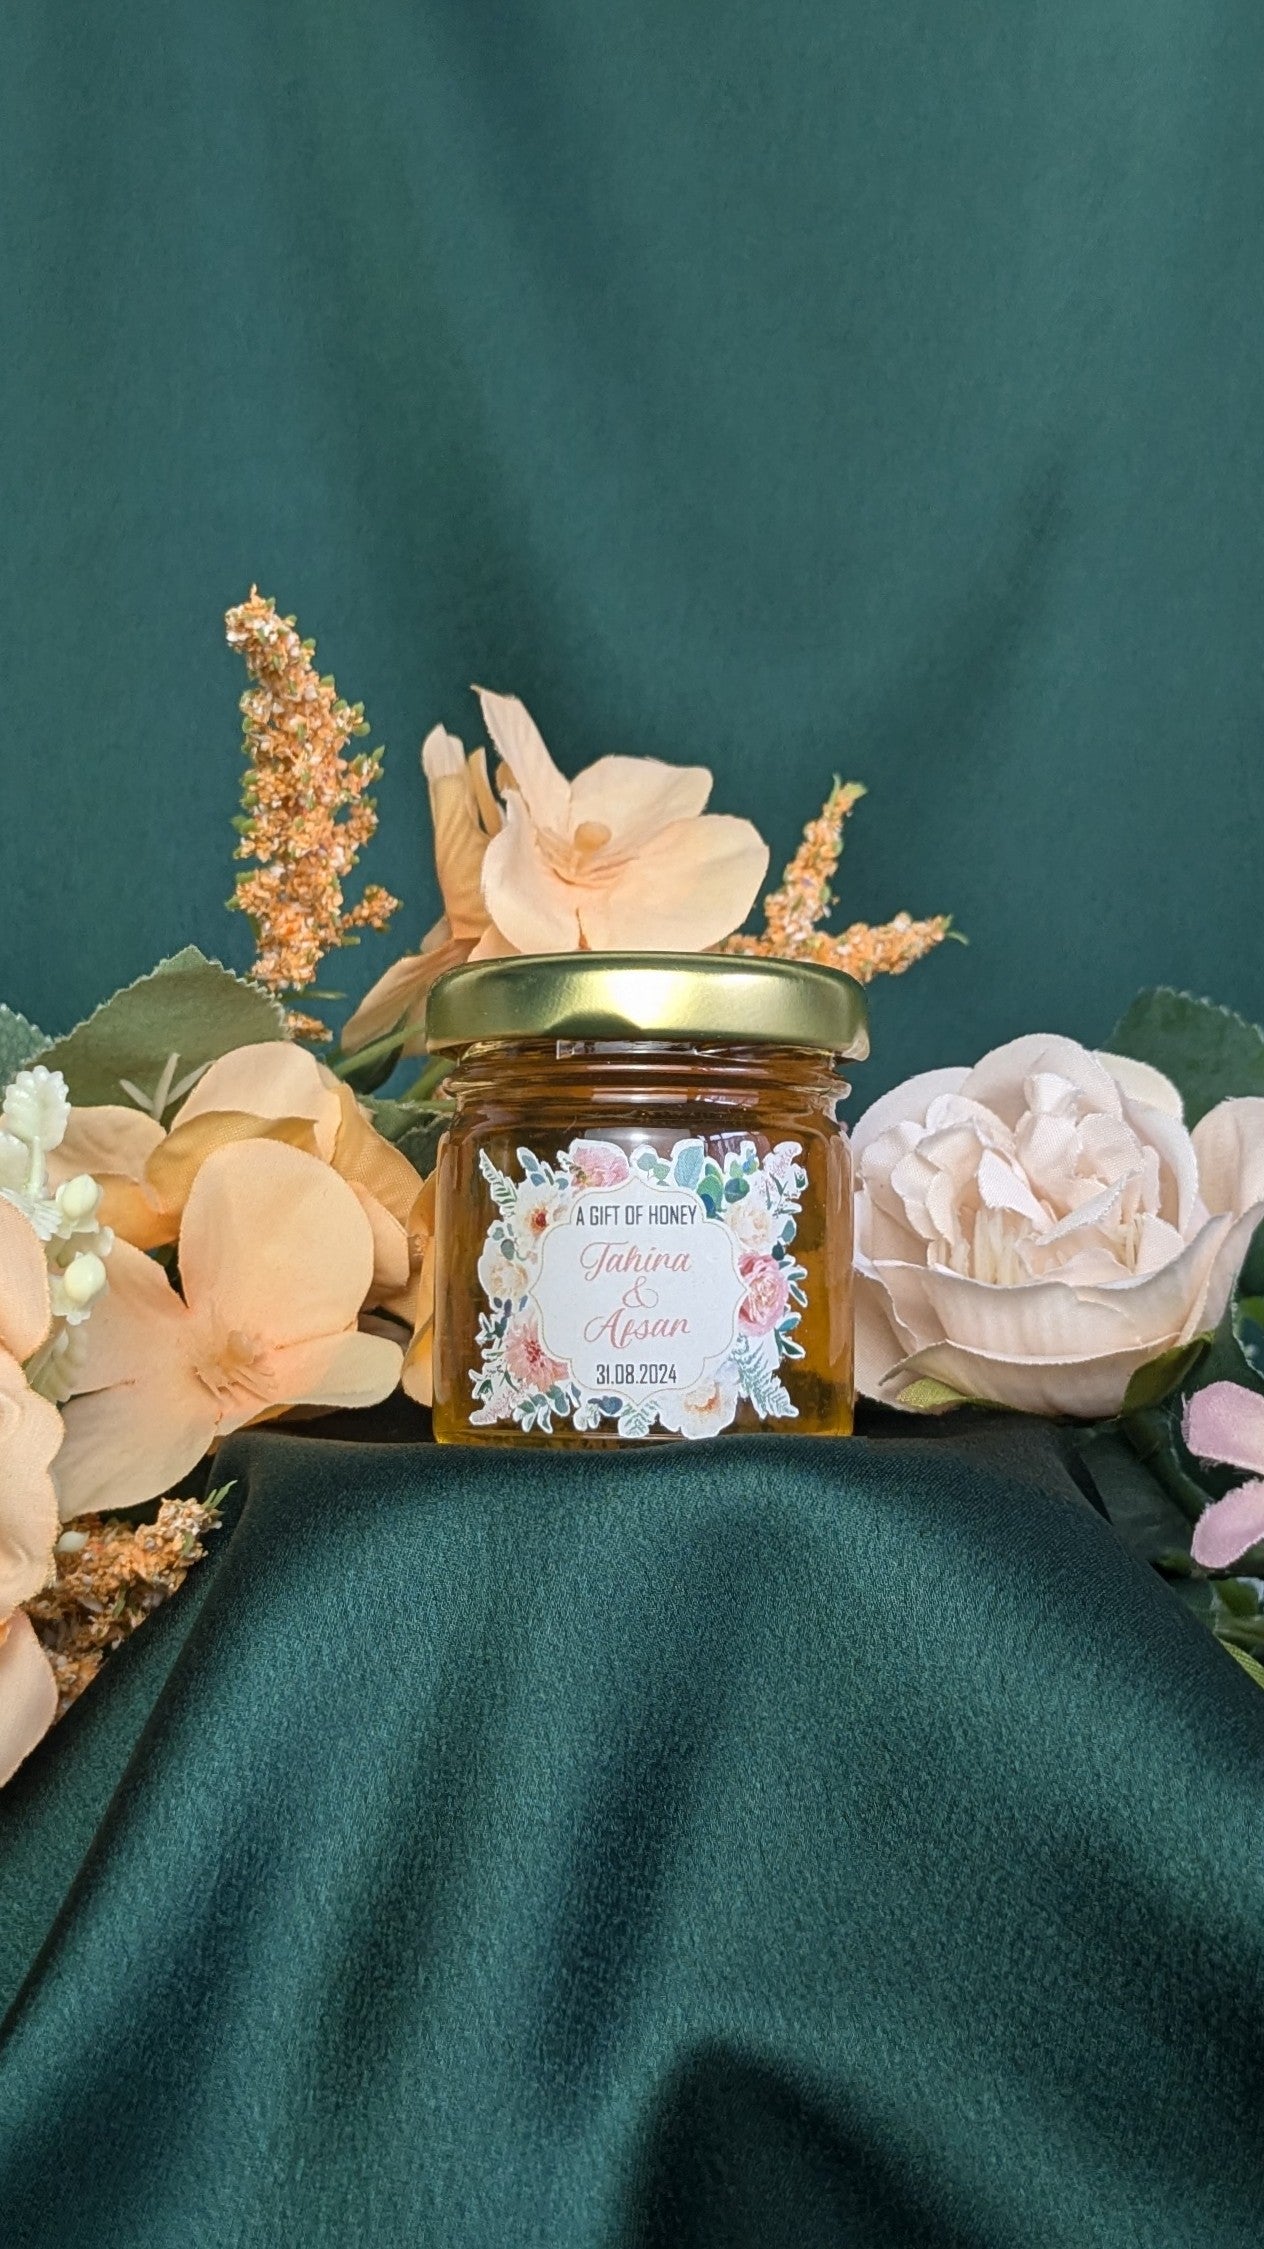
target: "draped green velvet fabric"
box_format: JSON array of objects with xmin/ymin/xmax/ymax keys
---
[
  {"xmin": 3, "ymin": 1, "xmax": 1264, "ymax": 1089},
  {"xmin": 0, "ymin": 1415, "xmax": 1260, "ymax": 2247}
]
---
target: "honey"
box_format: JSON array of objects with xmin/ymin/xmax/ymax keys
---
[{"xmin": 424, "ymin": 955, "xmax": 868, "ymax": 1446}]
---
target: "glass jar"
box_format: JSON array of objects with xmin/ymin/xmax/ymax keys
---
[{"xmin": 424, "ymin": 953, "xmax": 868, "ymax": 1447}]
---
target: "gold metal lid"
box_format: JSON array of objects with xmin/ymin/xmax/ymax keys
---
[{"xmin": 424, "ymin": 951, "xmax": 869, "ymax": 1058}]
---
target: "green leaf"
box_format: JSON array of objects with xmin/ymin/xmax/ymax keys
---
[
  {"xmin": 336, "ymin": 1039, "xmax": 407, "ymax": 1095},
  {"xmin": 1076, "ymin": 1426, "xmax": 1194, "ymax": 1563},
  {"xmin": 1120, "ymin": 1334, "xmax": 1212, "ymax": 1415},
  {"xmin": 366, "ymin": 1099, "xmax": 451, "ymax": 1177},
  {"xmin": 1109, "ymin": 987, "xmax": 1264, "ymax": 1125},
  {"xmin": 894, "ymin": 1376, "xmax": 971, "ymax": 1413},
  {"xmin": 36, "ymin": 947, "xmax": 288, "ymax": 1111},
  {"xmin": 1120, "ymin": 1405, "xmax": 1215, "ymax": 1522},
  {"xmin": 0, "ymin": 1003, "xmax": 48, "ymax": 1090},
  {"xmin": 1193, "ymin": 1294, "xmax": 1264, "ymax": 1402},
  {"xmin": 1223, "ymin": 1642, "xmax": 1264, "ymax": 1690}
]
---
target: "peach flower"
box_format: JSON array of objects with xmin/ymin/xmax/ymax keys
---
[
  {"xmin": 0, "ymin": 1613, "xmax": 58, "ymax": 1788},
  {"xmin": 55, "ymin": 1139, "xmax": 403, "ymax": 1518},
  {"xmin": 0, "ymin": 1198, "xmax": 62, "ymax": 1782},
  {"xmin": 51, "ymin": 1044, "xmax": 424, "ymax": 1311},
  {"xmin": 341, "ymin": 726, "xmax": 511, "ymax": 1057},
  {"xmin": 476, "ymin": 690, "xmax": 769, "ymax": 954},
  {"xmin": 400, "ymin": 1169, "xmax": 437, "ymax": 1409}
]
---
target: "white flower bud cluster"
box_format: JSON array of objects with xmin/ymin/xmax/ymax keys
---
[{"xmin": 1, "ymin": 1067, "xmax": 114, "ymax": 1399}]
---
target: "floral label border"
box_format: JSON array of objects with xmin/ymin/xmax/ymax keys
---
[{"xmin": 469, "ymin": 1135, "xmax": 809, "ymax": 1438}]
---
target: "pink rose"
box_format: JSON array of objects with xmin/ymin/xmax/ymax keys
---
[
  {"xmin": 568, "ymin": 1140, "xmax": 632, "ymax": 1190},
  {"xmin": 737, "ymin": 1252, "xmax": 790, "ymax": 1336}
]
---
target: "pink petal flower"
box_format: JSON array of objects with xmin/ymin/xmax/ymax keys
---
[
  {"xmin": 1184, "ymin": 1380, "xmax": 1264, "ymax": 1480},
  {"xmin": 737, "ymin": 1253, "xmax": 790, "ymax": 1336},
  {"xmin": 1190, "ymin": 1480, "xmax": 1264, "ymax": 1571}
]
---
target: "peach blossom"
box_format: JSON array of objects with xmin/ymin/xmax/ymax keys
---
[
  {"xmin": 55, "ymin": 1139, "xmax": 403, "ymax": 1518},
  {"xmin": 476, "ymin": 690, "xmax": 769, "ymax": 954},
  {"xmin": 400, "ymin": 1170, "xmax": 437, "ymax": 1409},
  {"xmin": 341, "ymin": 726, "xmax": 511, "ymax": 1057},
  {"xmin": 51, "ymin": 1044, "xmax": 424, "ymax": 1310},
  {"xmin": 0, "ymin": 1612, "xmax": 58, "ymax": 1787}
]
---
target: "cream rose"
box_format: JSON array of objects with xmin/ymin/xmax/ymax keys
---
[{"xmin": 853, "ymin": 1035, "xmax": 1264, "ymax": 1418}]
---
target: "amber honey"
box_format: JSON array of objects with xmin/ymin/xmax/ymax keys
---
[{"xmin": 424, "ymin": 955, "xmax": 867, "ymax": 1447}]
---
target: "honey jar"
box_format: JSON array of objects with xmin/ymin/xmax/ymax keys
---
[{"xmin": 424, "ymin": 953, "xmax": 868, "ymax": 1445}]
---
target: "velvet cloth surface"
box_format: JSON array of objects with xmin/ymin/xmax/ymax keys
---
[{"xmin": 1, "ymin": 1411, "xmax": 1261, "ymax": 2247}]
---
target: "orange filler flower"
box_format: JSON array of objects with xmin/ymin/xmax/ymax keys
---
[
  {"xmin": 722, "ymin": 780, "xmax": 952, "ymax": 983},
  {"xmin": 226, "ymin": 589, "xmax": 399, "ymax": 1039}
]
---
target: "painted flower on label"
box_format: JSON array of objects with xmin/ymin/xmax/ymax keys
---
[
  {"xmin": 726, "ymin": 1185, "xmax": 782, "ymax": 1255},
  {"xmin": 512, "ymin": 1180, "xmax": 568, "ymax": 1257},
  {"xmin": 477, "ymin": 1241, "xmax": 531, "ymax": 1306},
  {"xmin": 853, "ymin": 1035, "xmax": 1264, "ymax": 1417},
  {"xmin": 673, "ymin": 1372, "xmax": 740, "ymax": 1440},
  {"xmin": 566, "ymin": 1141, "xmax": 631, "ymax": 1192},
  {"xmin": 503, "ymin": 1312, "xmax": 568, "ymax": 1396},
  {"xmin": 470, "ymin": 1137, "xmax": 807, "ymax": 1437},
  {"xmin": 737, "ymin": 1252, "xmax": 791, "ymax": 1336}
]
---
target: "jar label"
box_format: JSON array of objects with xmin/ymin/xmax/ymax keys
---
[{"xmin": 469, "ymin": 1136, "xmax": 809, "ymax": 1438}]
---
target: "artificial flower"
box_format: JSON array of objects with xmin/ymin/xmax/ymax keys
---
[
  {"xmin": 340, "ymin": 726, "xmax": 510, "ymax": 1057},
  {"xmin": 51, "ymin": 1043, "xmax": 424, "ymax": 1310},
  {"xmin": 722, "ymin": 778, "xmax": 952, "ymax": 983},
  {"xmin": 1183, "ymin": 1383, "xmax": 1264, "ymax": 1570},
  {"xmin": 226, "ymin": 588, "xmax": 398, "ymax": 1035},
  {"xmin": 853, "ymin": 1035, "xmax": 1264, "ymax": 1417},
  {"xmin": 475, "ymin": 689, "xmax": 769, "ymax": 954},
  {"xmin": 0, "ymin": 1612, "xmax": 58, "ymax": 1788},
  {"xmin": 0, "ymin": 1195, "xmax": 62, "ymax": 1781},
  {"xmin": 0, "ymin": 1068, "xmax": 113, "ymax": 1410},
  {"xmin": 55, "ymin": 1139, "xmax": 404, "ymax": 1518},
  {"xmin": 400, "ymin": 1169, "xmax": 437, "ymax": 1408}
]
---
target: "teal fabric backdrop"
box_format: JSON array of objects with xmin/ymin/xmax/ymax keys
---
[{"xmin": 4, "ymin": 2, "xmax": 1263, "ymax": 1095}]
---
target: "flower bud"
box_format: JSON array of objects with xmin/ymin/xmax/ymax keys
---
[
  {"xmin": 56, "ymin": 1173, "xmax": 101, "ymax": 1226},
  {"xmin": 62, "ymin": 1250, "xmax": 107, "ymax": 1309},
  {"xmin": 2, "ymin": 1066, "xmax": 70, "ymax": 1152}
]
